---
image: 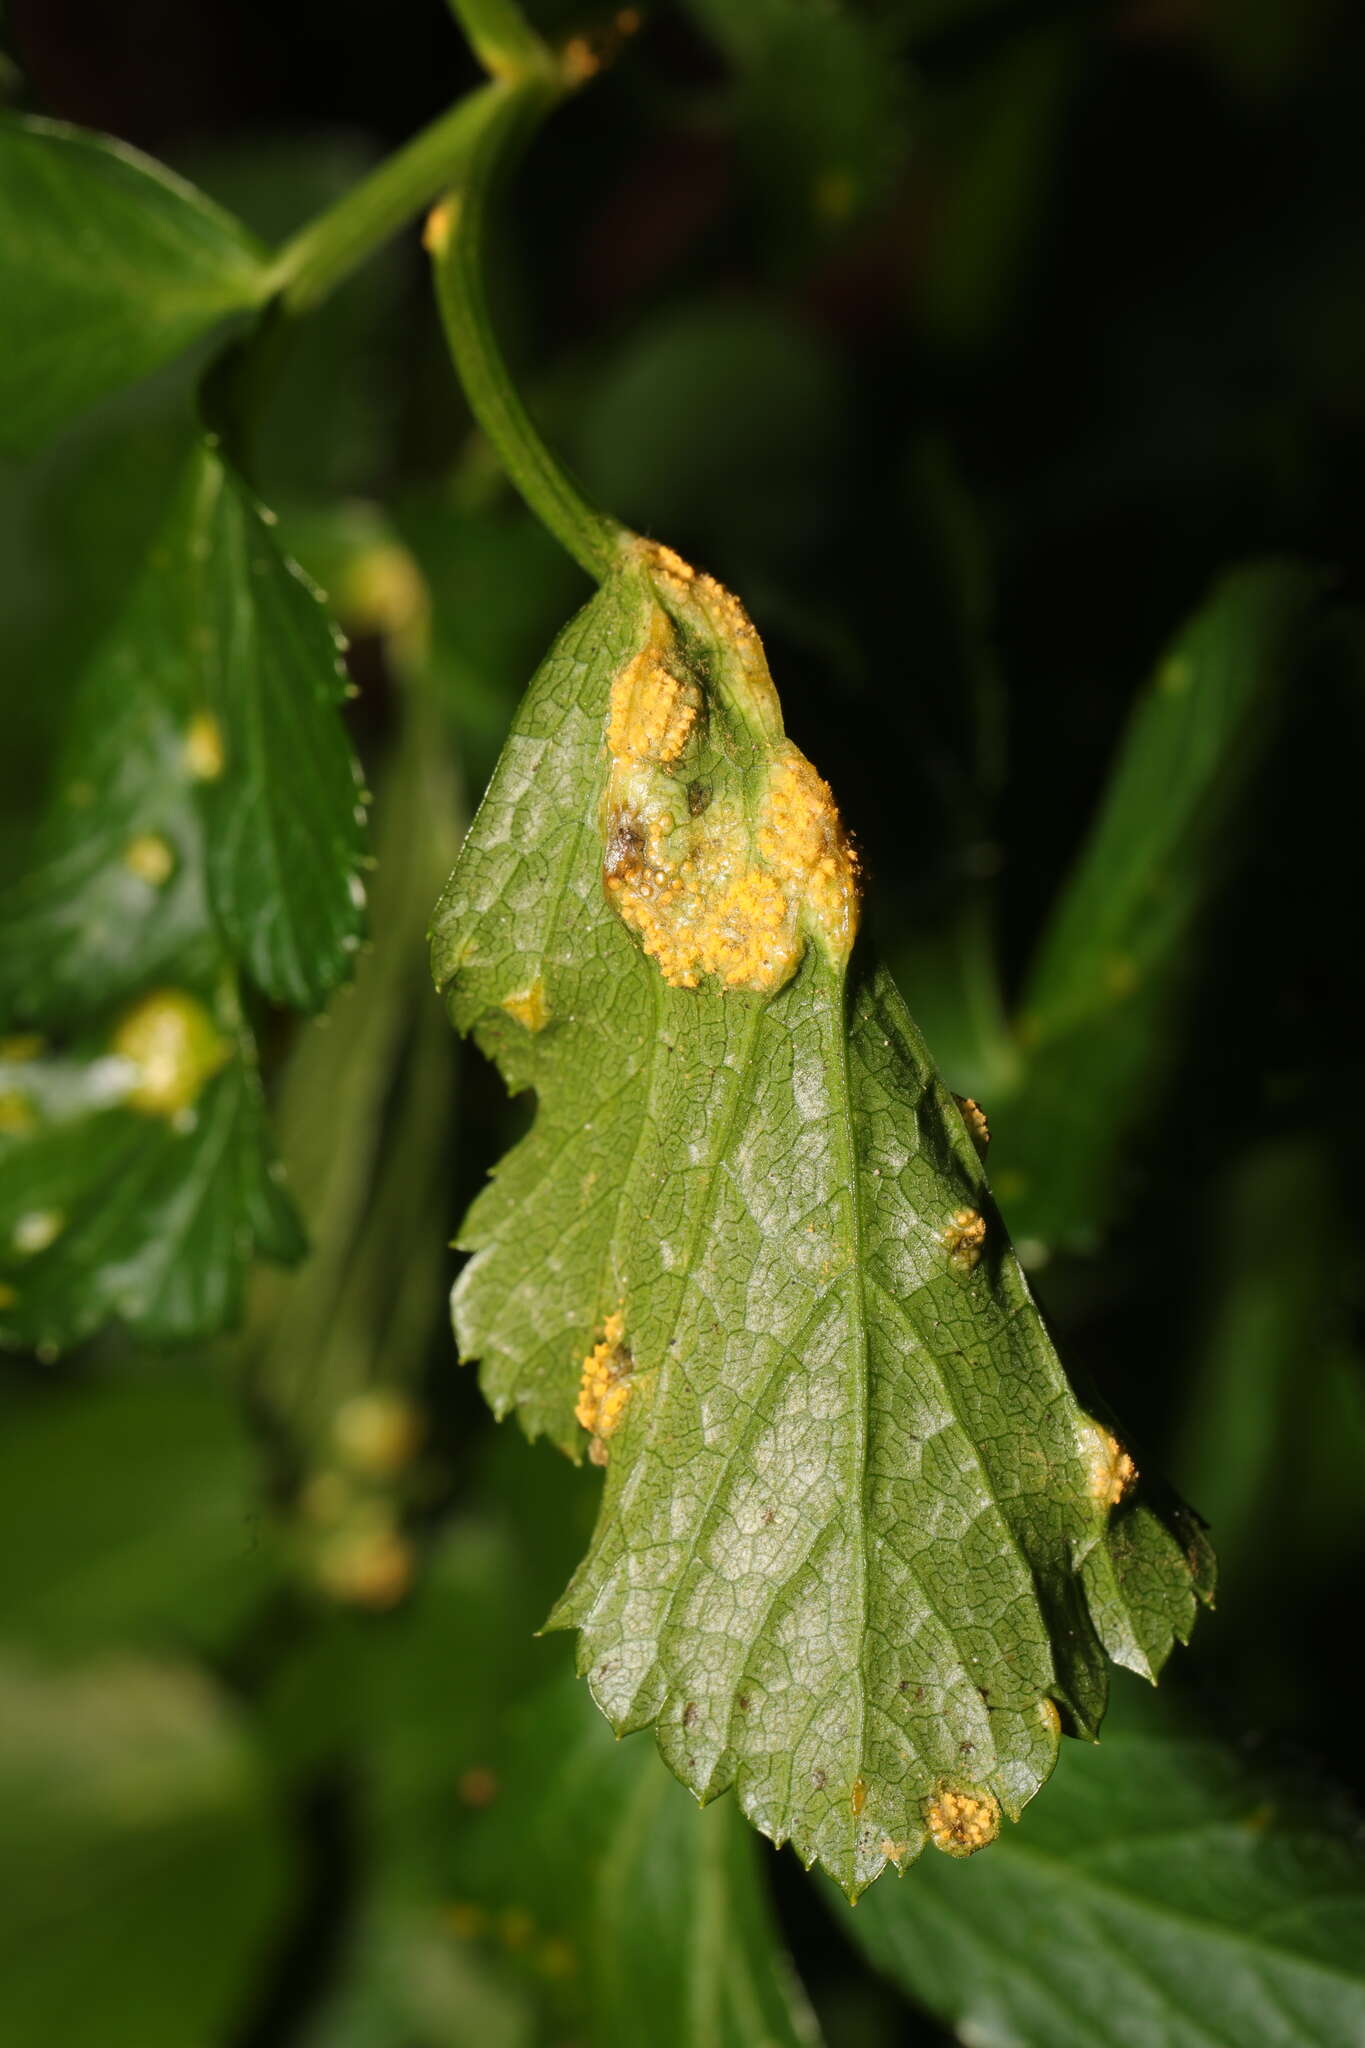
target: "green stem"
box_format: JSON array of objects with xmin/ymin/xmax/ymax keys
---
[
  {"xmin": 429, "ymin": 78, "xmax": 626, "ymax": 580},
  {"xmin": 266, "ymin": 85, "xmax": 510, "ymax": 313},
  {"xmin": 447, "ymin": 0, "xmax": 554, "ymax": 79}
]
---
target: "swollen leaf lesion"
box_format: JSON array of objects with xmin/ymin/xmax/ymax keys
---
[
  {"xmin": 601, "ymin": 549, "xmax": 859, "ymax": 995},
  {"xmin": 431, "ymin": 536, "xmax": 1212, "ymax": 1897}
]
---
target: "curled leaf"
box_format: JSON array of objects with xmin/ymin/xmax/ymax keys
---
[{"xmin": 432, "ymin": 541, "xmax": 1210, "ymax": 1895}]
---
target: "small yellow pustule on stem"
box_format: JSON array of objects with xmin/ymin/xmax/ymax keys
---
[{"xmin": 423, "ymin": 197, "xmax": 460, "ymax": 256}]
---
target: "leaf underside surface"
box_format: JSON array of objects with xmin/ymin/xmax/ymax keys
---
[{"xmin": 431, "ymin": 542, "xmax": 1212, "ymax": 1897}]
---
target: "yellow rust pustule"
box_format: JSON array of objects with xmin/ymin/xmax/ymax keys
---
[
  {"xmin": 601, "ymin": 548, "xmax": 859, "ymax": 995},
  {"xmin": 941, "ymin": 1206, "xmax": 986, "ymax": 1270},
  {"xmin": 109, "ymin": 989, "xmax": 229, "ymax": 1119},
  {"xmin": 1080, "ymin": 1420, "xmax": 1139, "ymax": 1507},
  {"xmin": 576, "ymin": 1311, "xmax": 634, "ymax": 1464},
  {"xmin": 607, "ymin": 638, "xmax": 701, "ymax": 768},
  {"xmin": 122, "ymin": 833, "xmax": 176, "ymax": 886},
  {"xmin": 183, "ymin": 712, "xmax": 225, "ymax": 782},
  {"xmin": 926, "ymin": 1785, "xmax": 1001, "ymax": 1857},
  {"xmin": 500, "ymin": 979, "xmax": 551, "ymax": 1032},
  {"xmin": 955, "ymin": 1096, "xmax": 990, "ymax": 1154}
]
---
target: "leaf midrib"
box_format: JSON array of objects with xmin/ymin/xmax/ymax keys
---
[{"xmin": 825, "ymin": 964, "xmax": 871, "ymax": 1862}]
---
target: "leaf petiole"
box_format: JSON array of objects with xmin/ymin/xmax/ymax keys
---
[
  {"xmin": 427, "ymin": 74, "xmax": 627, "ymax": 582},
  {"xmin": 446, "ymin": 0, "xmax": 557, "ymax": 81},
  {"xmin": 265, "ymin": 83, "xmax": 510, "ymax": 314}
]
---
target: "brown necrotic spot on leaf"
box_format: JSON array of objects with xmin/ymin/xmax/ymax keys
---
[{"xmin": 925, "ymin": 1785, "xmax": 1001, "ymax": 1857}]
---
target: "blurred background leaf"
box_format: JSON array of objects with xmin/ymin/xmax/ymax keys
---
[
  {"xmin": 0, "ymin": 115, "xmax": 268, "ymax": 452},
  {"xmin": 0, "ymin": 1652, "xmax": 294, "ymax": 2048},
  {"xmin": 840, "ymin": 1676, "xmax": 1365, "ymax": 2048},
  {"xmin": 988, "ymin": 562, "xmax": 1322, "ymax": 1256},
  {"xmin": 682, "ymin": 0, "xmax": 915, "ymax": 261},
  {"xmin": 0, "ymin": 1360, "xmax": 279, "ymax": 1659}
]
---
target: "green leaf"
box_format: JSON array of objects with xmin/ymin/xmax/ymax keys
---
[
  {"xmin": 1173, "ymin": 1140, "xmax": 1365, "ymax": 1727},
  {"xmin": 0, "ymin": 495, "xmax": 217, "ymax": 1030},
  {"xmin": 0, "ymin": 1012, "xmax": 301, "ymax": 1352},
  {"xmin": 181, "ymin": 133, "xmax": 406, "ymax": 504},
  {"xmin": 0, "ymin": 430, "xmax": 380, "ymax": 1348},
  {"xmin": 274, "ymin": 1464, "xmax": 815, "ymax": 2048},
  {"xmin": 840, "ymin": 1685, "xmax": 1365, "ymax": 2048},
  {"xmin": 991, "ymin": 564, "xmax": 1320, "ymax": 1253},
  {"xmin": 299, "ymin": 1903, "xmax": 538, "ymax": 2048},
  {"xmin": 454, "ymin": 1664, "xmax": 823, "ymax": 2048},
  {"xmin": 431, "ymin": 542, "xmax": 1209, "ymax": 1896},
  {"xmin": 0, "ymin": 116, "xmax": 268, "ymax": 453},
  {"xmin": 0, "ymin": 435, "xmax": 367, "ymax": 1021},
  {"xmin": 0, "ymin": 1361, "xmax": 279, "ymax": 1658},
  {"xmin": 0, "ymin": 358, "xmax": 202, "ymax": 870},
  {"xmin": 0, "ymin": 1652, "xmax": 295, "ymax": 2048},
  {"xmin": 238, "ymin": 598, "xmax": 464, "ymax": 1603},
  {"xmin": 189, "ymin": 445, "xmax": 370, "ymax": 1011}
]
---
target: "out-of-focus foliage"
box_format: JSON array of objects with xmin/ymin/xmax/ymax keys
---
[
  {"xmin": 0, "ymin": 1652, "xmax": 295, "ymax": 2048},
  {"xmin": 987, "ymin": 563, "xmax": 1321, "ymax": 1254},
  {"xmin": 846, "ymin": 1677, "xmax": 1365, "ymax": 2048},
  {"xmin": 0, "ymin": 116, "xmax": 269, "ymax": 451},
  {"xmin": 0, "ymin": 435, "xmax": 372, "ymax": 1349},
  {"xmin": 453, "ymin": 1665, "xmax": 823, "ymax": 2048}
]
